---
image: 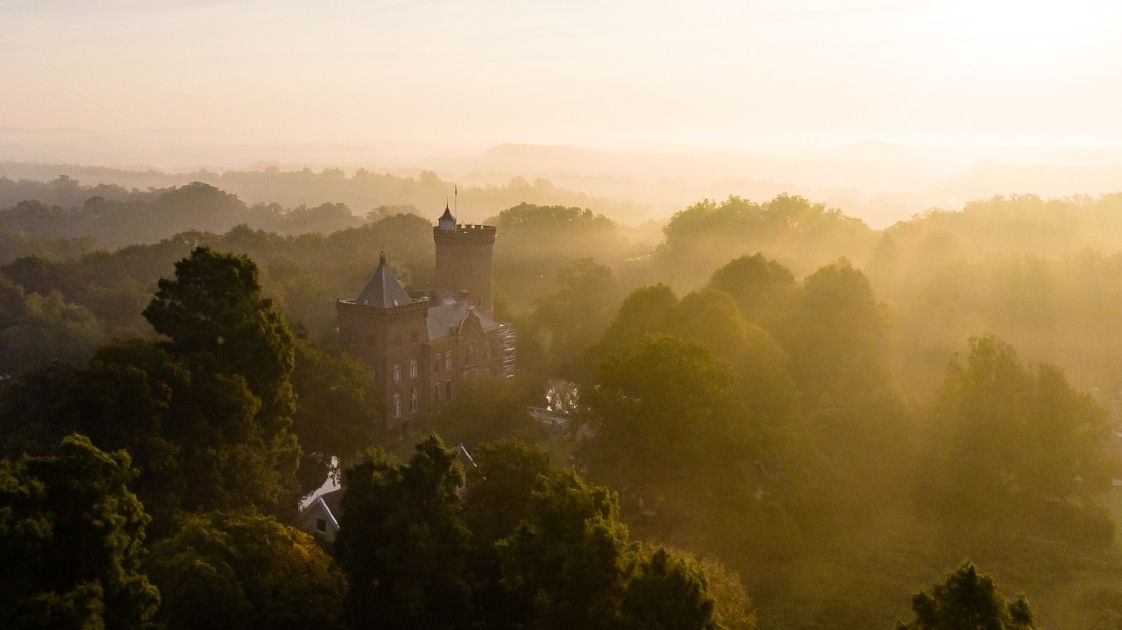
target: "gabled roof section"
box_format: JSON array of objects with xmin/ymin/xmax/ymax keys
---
[
  {"xmin": 356, "ymin": 254, "xmax": 413, "ymax": 308},
  {"xmin": 426, "ymin": 296, "xmax": 500, "ymax": 339}
]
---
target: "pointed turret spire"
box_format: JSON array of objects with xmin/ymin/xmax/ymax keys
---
[{"xmin": 438, "ymin": 202, "xmax": 457, "ymax": 231}]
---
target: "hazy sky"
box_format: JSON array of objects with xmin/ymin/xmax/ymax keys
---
[{"xmin": 2, "ymin": 0, "xmax": 1122, "ymax": 153}]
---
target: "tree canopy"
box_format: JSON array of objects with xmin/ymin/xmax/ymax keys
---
[
  {"xmin": 145, "ymin": 511, "xmax": 346, "ymax": 630},
  {"xmin": 0, "ymin": 435, "xmax": 159, "ymax": 629}
]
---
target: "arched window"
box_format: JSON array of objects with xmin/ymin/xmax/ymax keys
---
[
  {"xmin": 392, "ymin": 393, "xmax": 402, "ymax": 418},
  {"xmin": 466, "ymin": 343, "xmax": 475, "ymax": 366},
  {"xmin": 409, "ymin": 358, "xmax": 418, "ymax": 379},
  {"xmin": 410, "ymin": 388, "xmax": 418, "ymax": 413},
  {"xmin": 392, "ymin": 364, "xmax": 401, "ymax": 382},
  {"xmin": 445, "ymin": 351, "xmax": 454, "ymax": 371}
]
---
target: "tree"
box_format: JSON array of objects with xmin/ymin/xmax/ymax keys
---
[
  {"xmin": 143, "ymin": 247, "xmax": 300, "ymax": 513},
  {"xmin": 707, "ymin": 253, "xmax": 797, "ymax": 329},
  {"xmin": 0, "ymin": 435, "xmax": 159, "ymax": 629},
  {"xmin": 143, "ymin": 246, "xmax": 296, "ymax": 439},
  {"xmin": 776, "ymin": 260, "xmax": 888, "ymax": 402},
  {"xmin": 334, "ymin": 435, "xmax": 473, "ymax": 629},
  {"xmin": 662, "ymin": 289, "xmax": 793, "ymax": 420},
  {"xmin": 291, "ymin": 339, "xmax": 382, "ymax": 494},
  {"xmin": 431, "ymin": 376, "xmax": 541, "ymax": 449},
  {"xmin": 0, "ymin": 276, "xmax": 106, "ymax": 375},
  {"xmin": 145, "ymin": 511, "xmax": 346, "ymax": 630},
  {"xmin": 463, "ymin": 439, "xmax": 554, "ymax": 628},
  {"xmin": 586, "ymin": 336, "xmax": 754, "ymax": 491},
  {"xmin": 532, "ymin": 257, "xmax": 619, "ymax": 372},
  {"xmin": 898, "ymin": 562, "xmax": 1035, "ymax": 629},
  {"xmin": 620, "ymin": 547, "xmax": 721, "ymax": 630},
  {"xmin": 497, "ymin": 470, "xmax": 633, "ymax": 630},
  {"xmin": 695, "ymin": 556, "xmax": 756, "ymax": 630},
  {"xmin": 593, "ymin": 284, "xmax": 678, "ymax": 359},
  {"xmin": 930, "ymin": 335, "xmax": 1116, "ymax": 542}
]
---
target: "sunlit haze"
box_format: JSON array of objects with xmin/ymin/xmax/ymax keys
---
[{"xmin": 3, "ymin": 0, "xmax": 1122, "ymax": 225}]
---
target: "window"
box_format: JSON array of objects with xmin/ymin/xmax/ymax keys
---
[
  {"xmin": 409, "ymin": 359, "xmax": 417, "ymax": 379},
  {"xmin": 445, "ymin": 381, "xmax": 453, "ymax": 401},
  {"xmin": 434, "ymin": 352, "xmax": 442, "ymax": 373},
  {"xmin": 466, "ymin": 343, "xmax": 475, "ymax": 366},
  {"xmin": 445, "ymin": 351, "xmax": 454, "ymax": 371},
  {"xmin": 392, "ymin": 393, "xmax": 402, "ymax": 418},
  {"xmin": 435, "ymin": 383, "xmax": 443, "ymax": 402},
  {"xmin": 315, "ymin": 518, "xmax": 327, "ymax": 533},
  {"xmin": 392, "ymin": 363, "xmax": 401, "ymax": 382},
  {"xmin": 410, "ymin": 388, "xmax": 418, "ymax": 413}
]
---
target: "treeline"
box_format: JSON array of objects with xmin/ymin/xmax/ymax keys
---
[
  {"xmin": 0, "ymin": 178, "xmax": 375, "ymax": 253},
  {"xmin": 0, "ymin": 163, "xmax": 639, "ymax": 225}
]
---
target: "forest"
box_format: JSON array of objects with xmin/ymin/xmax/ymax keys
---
[{"xmin": 2, "ymin": 173, "xmax": 1122, "ymax": 629}]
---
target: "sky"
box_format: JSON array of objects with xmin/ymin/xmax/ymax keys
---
[{"xmin": 1, "ymin": 0, "xmax": 1121, "ymax": 162}]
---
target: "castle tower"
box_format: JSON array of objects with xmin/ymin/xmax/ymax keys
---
[
  {"xmin": 336, "ymin": 253, "xmax": 430, "ymax": 430},
  {"xmin": 433, "ymin": 204, "xmax": 497, "ymax": 316}
]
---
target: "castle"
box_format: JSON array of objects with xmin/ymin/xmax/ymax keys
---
[{"xmin": 336, "ymin": 205, "xmax": 514, "ymax": 434}]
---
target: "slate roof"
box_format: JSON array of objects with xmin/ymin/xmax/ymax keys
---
[
  {"xmin": 438, "ymin": 204, "xmax": 457, "ymax": 230},
  {"xmin": 426, "ymin": 296, "xmax": 500, "ymax": 340},
  {"xmin": 356, "ymin": 255, "xmax": 413, "ymax": 308}
]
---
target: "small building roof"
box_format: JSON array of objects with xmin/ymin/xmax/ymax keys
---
[
  {"xmin": 356, "ymin": 254, "xmax": 413, "ymax": 308},
  {"xmin": 427, "ymin": 296, "xmax": 500, "ymax": 340}
]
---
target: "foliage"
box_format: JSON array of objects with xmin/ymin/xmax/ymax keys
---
[
  {"xmin": 334, "ymin": 435, "xmax": 473, "ymax": 629},
  {"xmin": 145, "ymin": 511, "xmax": 346, "ymax": 630},
  {"xmin": 463, "ymin": 439, "xmax": 555, "ymax": 628},
  {"xmin": 430, "ymin": 376, "xmax": 541, "ymax": 449},
  {"xmin": 586, "ymin": 336, "xmax": 756, "ymax": 492},
  {"xmin": 898, "ymin": 562, "xmax": 1035, "ymax": 630},
  {"xmin": 620, "ymin": 547, "xmax": 721, "ymax": 630},
  {"xmin": 532, "ymin": 257, "xmax": 620, "ymax": 373},
  {"xmin": 0, "ymin": 434, "xmax": 159, "ymax": 629},
  {"xmin": 655, "ymin": 194, "xmax": 875, "ymax": 287},
  {"xmin": 776, "ymin": 259, "xmax": 888, "ymax": 402},
  {"xmin": 928, "ymin": 335, "xmax": 1117, "ymax": 542},
  {"xmin": 291, "ymin": 338, "xmax": 383, "ymax": 494},
  {"xmin": 0, "ymin": 276, "xmax": 106, "ymax": 375},
  {"xmin": 497, "ymin": 470, "xmax": 633, "ymax": 629},
  {"xmin": 144, "ymin": 246, "xmax": 301, "ymax": 512},
  {"xmin": 707, "ymin": 253, "xmax": 797, "ymax": 329}
]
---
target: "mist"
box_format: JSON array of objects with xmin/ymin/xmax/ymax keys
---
[{"xmin": 3, "ymin": 1, "xmax": 1122, "ymax": 628}]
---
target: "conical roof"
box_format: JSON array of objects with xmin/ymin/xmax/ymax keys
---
[
  {"xmin": 356, "ymin": 254, "xmax": 413, "ymax": 308},
  {"xmin": 438, "ymin": 204, "xmax": 457, "ymax": 231}
]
